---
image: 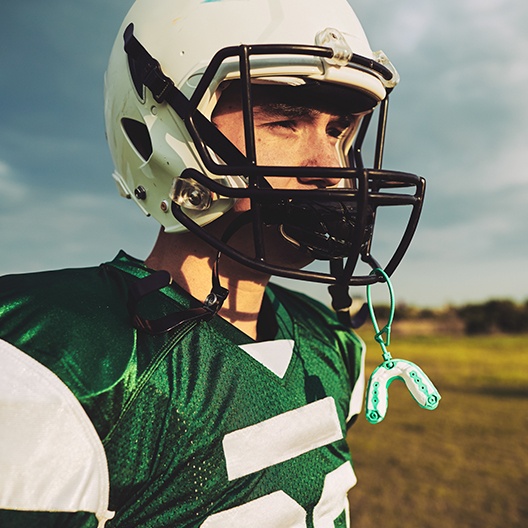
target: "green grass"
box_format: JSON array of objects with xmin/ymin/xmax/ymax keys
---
[{"xmin": 347, "ymin": 333, "xmax": 528, "ymax": 528}]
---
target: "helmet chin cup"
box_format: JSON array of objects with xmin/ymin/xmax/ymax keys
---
[{"xmin": 265, "ymin": 200, "xmax": 372, "ymax": 261}]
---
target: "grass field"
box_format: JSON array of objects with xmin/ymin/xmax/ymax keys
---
[{"xmin": 346, "ymin": 332, "xmax": 528, "ymax": 528}]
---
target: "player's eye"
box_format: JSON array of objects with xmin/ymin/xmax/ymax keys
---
[
  {"xmin": 264, "ymin": 120, "xmax": 297, "ymax": 131},
  {"xmin": 326, "ymin": 124, "xmax": 351, "ymax": 141},
  {"xmin": 327, "ymin": 116, "xmax": 355, "ymax": 140}
]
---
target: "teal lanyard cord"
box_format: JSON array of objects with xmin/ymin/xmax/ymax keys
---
[
  {"xmin": 365, "ymin": 269, "xmax": 441, "ymax": 424},
  {"xmin": 366, "ymin": 268, "xmax": 395, "ymax": 364}
]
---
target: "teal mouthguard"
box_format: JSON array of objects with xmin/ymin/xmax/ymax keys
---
[{"xmin": 365, "ymin": 268, "xmax": 441, "ymax": 424}]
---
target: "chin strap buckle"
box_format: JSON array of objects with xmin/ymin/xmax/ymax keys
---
[
  {"xmin": 203, "ymin": 286, "xmax": 229, "ymax": 316},
  {"xmin": 128, "ymin": 264, "xmax": 229, "ymax": 335}
]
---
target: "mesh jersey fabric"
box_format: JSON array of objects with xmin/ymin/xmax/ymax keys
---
[{"xmin": 0, "ymin": 251, "xmax": 365, "ymax": 527}]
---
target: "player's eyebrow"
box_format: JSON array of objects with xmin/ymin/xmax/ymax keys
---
[
  {"xmin": 254, "ymin": 102, "xmax": 318, "ymax": 119},
  {"xmin": 254, "ymin": 102, "xmax": 355, "ymax": 126}
]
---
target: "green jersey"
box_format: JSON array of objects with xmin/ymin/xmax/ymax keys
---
[{"xmin": 0, "ymin": 252, "xmax": 365, "ymax": 527}]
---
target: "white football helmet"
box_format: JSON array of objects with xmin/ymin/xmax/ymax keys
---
[{"xmin": 104, "ymin": 0, "xmax": 425, "ymax": 303}]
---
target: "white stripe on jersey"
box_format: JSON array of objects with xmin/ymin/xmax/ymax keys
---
[{"xmin": 223, "ymin": 396, "xmax": 342, "ymax": 481}]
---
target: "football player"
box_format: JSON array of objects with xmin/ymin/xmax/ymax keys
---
[{"xmin": 0, "ymin": 0, "xmax": 425, "ymax": 526}]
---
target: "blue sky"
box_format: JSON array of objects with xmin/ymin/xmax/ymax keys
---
[{"xmin": 1, "ymin": 0, "xmax": 527, "ymax": 307}]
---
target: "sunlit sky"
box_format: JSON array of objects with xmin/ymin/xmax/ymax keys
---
[{"xmin": 1, "ymin": 0, "xmax": 527, "ymax": 307}]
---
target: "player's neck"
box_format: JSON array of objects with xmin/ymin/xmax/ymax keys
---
[{"xmin": 145, "ymin": 229, "xmax": 270, "ymax": 340}]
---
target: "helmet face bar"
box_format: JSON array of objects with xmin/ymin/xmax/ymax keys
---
[{"xmin": 169, "ymin": 170, "xmax": 425, "ymax": 286}]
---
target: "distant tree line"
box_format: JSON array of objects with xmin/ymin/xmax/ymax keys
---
[
  {"xmin": 454, "ymin": 299, "xmax": 528, "ymax": 335},
  {"xmin": 370, "ymin": 299, "xmax": 528, "ymax": 335}
]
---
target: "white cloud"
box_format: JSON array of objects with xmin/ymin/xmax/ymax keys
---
[
  {"xmin": 0, "ymin": 160, "xmax": 26, "ymax": 203},
  {"xmin": 384, "ymin": 5, "xmax": 436, "ymax": 55}
]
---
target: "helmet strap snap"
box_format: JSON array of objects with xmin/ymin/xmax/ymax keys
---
[{"xmin": 127, "ymin": 264, "xmax": 228, "ymax": 335}]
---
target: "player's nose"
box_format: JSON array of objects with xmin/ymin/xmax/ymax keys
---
[{"xmin": 297, "ymin": 136, "xmax": 341, "ymax": 187}]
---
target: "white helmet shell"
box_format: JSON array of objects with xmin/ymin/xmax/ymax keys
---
[{"xmin": 104, "ymin": 0, "xmax": 397, "ymax": 233}]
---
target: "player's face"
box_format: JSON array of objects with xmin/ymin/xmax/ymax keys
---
[
  {"xmin": 212, "ymin": 83, "xmax": 359, "ymax": 197},
  {"xmin": 208, "ymin": 83, "xmax": 360, "ymax": 269}
]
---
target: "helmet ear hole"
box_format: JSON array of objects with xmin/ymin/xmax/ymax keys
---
[{"xmin": 121, "ymin": 118, "xmax": 153, "ymax": 161}]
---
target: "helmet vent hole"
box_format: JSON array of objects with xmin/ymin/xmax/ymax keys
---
[{"xmin": 121, "ymin": 118, "xmax": 153, "ymax": 161}]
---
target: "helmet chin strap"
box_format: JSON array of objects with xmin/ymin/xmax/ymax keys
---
[
  {"xmin": 127, "ymin": 214, "xmax": 254, "ymax": 335},
  {"xmin": 127, "ymin": 265, "xmax": 228, "ymax": 335},
  {"xmin": 328, "ymin": 259, "xmax": 370, "ymax": 329}
]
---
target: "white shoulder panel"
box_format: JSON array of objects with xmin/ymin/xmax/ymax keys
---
[
  {"xmin": 347, "ymin": 335, "xmax": 366, "ymax": 422},
  {"xmin": 0, "ymin": 339, "xmax": 114, "ymax": 527}
]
